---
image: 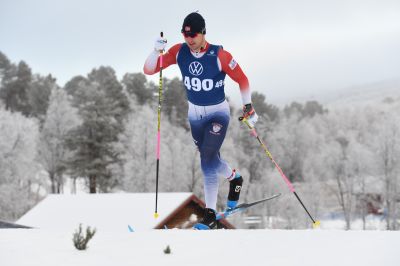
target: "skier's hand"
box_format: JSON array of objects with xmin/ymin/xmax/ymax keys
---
[
  {"xmin": 154, "ymin": 36, "xmax": 167, "ymax": 52},
  {"xmin": 240, "ymin": 103, "xmax": 258, "ymax": 128}
]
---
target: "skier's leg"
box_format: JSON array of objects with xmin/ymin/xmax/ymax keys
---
[
  {"xmin": 227, "ymin": 170, "xmax": 243, "ymax": 210},
  {"xmin": 189, "ymin": 118, "xmax": 204, "ymax": 150},
  {"xmin": 192, "ymin": 113, "xmax": 231, "ymax": 230},
  {"xmin": 197, "ymin": 117, "xmax": 243, "ymax": 211},
  {"xmin": 191, "ymin": 111, "xmax": 242, "ymax": 228},
  {"xmin": 199, "ymin": 112, "xmax": 229, "ymax": 211},
  {"xmin": 215, "ymin": 153, "xmax": 244, "ymax": 210}
]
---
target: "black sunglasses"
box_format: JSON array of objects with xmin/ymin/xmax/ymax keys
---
[{"xmin": 181, "ymin": 31, "xmax": 199, "ymax": 38}]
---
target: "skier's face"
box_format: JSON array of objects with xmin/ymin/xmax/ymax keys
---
[{"xmin": 183, "ymin": 33, "xmax": 205, "ymax": 52}]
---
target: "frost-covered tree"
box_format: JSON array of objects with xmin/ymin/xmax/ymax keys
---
[
  {"xmin": 117, "ymin": 102, "xmax": 198, "ymax": 194},
  {"xmin": 161, "ymin": 120, "xmax": 190, "ymax": 191},
  {"xmin": 232, "ymin": 104, "xmax": 273, "ymax": 203},
  {"xmin": 308, "ymin": 109, "xmax": 357, "ymax": 230},
  {"xmin": 0, "ymin": 109, "xmax": 41, "ymax": 221},
  {"xmin": 371, "ymin": 106, "xmax": 400, "ymax": 230},
  {"xmin": 270, "ymin": 114, "xmax": 309, "ymax": 183},
  {"xmin": 186, "ymin": 149, "xmax": 202, "ymax": 194},
  {"xmin": 117, "ymin": 104, "xmax": 156, "ymax": 192},
  {"xmin": 38, "ymin": 88, "xmax": 81, "ymax": 193}
]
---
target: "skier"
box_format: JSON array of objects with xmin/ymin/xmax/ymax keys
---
[{"xmin": 143, "ymin": 12, "xmax": 258, "ymax": 229}]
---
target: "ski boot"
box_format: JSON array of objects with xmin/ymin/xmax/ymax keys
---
[
  {"xmin": 226, "ymin": 171, "xmax": 243, "ymax": 211},
  {"xmin": 193, "ymin": 208, "xmax": 218, "ymax": 230}
]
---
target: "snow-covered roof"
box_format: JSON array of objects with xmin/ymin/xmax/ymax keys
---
[{"xmin": 17, "ymin": 193, "xmax": 193, "ymax": 232}]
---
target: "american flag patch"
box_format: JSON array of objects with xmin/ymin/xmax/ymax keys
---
[{"xmin": 229, "ymin": 58, "xmax": 238, "ymax": 70}]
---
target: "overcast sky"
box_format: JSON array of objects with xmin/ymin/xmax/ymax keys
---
[{"xmin": 1, "ymin": 0, "xmax": 400, "ymax": 106}]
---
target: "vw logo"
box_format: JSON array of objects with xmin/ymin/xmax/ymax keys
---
[{"xmin": 188, "ymin": 61, "xmax": 203, "ymax": 76}]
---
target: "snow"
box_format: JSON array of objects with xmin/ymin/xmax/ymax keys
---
[
  {"xmin": 17, "ymin": 193, "xmax": 193, "ymax": 232},
  {"xmin": 4, "ymin": 193, "xmax": 399, "ymax": 266},
  {"xmin": 0, "ymin": 229, "xmax": 399, "ymax": 266},
  {"xmin": 3, "ymin": 143, "xmax": 396, "ymax": 264}
]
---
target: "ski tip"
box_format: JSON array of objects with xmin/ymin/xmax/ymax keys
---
[
  {"xmin": 154, "ymin": 212, "xmax": 159, "ymax": 219},
  {"xmin": 312, "ymin": 220, "xmax": 321, "ymax": 228}
]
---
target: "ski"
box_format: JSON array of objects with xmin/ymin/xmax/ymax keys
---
[{"xmin": 216, "ymin": 193, "xmax": 281, "ymax": 220}]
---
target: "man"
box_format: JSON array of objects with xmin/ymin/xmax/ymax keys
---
[{"xmin": 143, "ymin": 12, "xmax": 258, "ymax": 229}]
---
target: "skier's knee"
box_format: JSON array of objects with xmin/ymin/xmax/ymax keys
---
[{"xmin": 200, "ymin": 147, "xmax": 217, "ymax": 163}]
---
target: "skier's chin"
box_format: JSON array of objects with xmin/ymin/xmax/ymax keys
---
[{"xmin": 188, "ymin": 43, "xmax": 198, "ymax": 50}]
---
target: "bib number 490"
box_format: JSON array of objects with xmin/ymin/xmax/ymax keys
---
[{"xmin": 184, "ymin": 76, "xmax": 214, "ymax": 91}]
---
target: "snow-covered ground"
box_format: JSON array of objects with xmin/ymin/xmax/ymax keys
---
[
  {"xmin": 0, "ymin": 228, "xmax": 398, "ymax": 266},
  {"xmin": 2, "ymin": 193, "xmax": 398, "ymax": 265}
]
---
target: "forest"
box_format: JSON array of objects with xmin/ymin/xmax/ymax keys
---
[{"xmin": 0, "ymin": 50, "xmax": 399, "ymax": 230}]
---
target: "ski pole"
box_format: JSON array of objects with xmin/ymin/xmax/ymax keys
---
[
  {"xmin": 154, "ymin": 32, "xmax": 165, "ymax": 219},
  {"xmin": 239, "ymin": 116, "xmax": 320, "ymax": 228}
]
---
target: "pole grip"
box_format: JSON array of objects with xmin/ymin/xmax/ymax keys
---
[{"xmin": 159, "ymin": 32, "xmax": 164, "ymax": 68}]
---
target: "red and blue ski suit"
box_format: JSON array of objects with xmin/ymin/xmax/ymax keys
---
[{"xmin": 144, "ymin": 42, "xmax": 251, "ymax": 210}]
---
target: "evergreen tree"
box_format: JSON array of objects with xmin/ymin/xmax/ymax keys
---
[
  {"xmin": 122, "ymin": 72, "xmax": 154, "ymax": 105},
  {"xmin": 283, "ymin": 101, "xmax": 326, "ymax": 119},
  {"xmin": 251, "ymin": 91, "xmax": 279, "ymax": 122},
  {"xmin": 302, "ymin": 101, "xmax": 326, "ymax": 117},
  {"xmin": 0, "ymin": 61, "xmax": 33, "ymax": 115},
  {"xmin": 163, "ymin": 77, "xmax": 189, "ymax": 130},
  {"xmin": 28, "ymin": 74, "xmax": 58, "ymax": 124},
  {"xmin": 0, "ymin": 51, "xmax": 12, "ymax": 81},
  {"xmin": 65, "ymin": 67, "xmax": 130, "ymax": 193},
  {"xmin": 64, "ymin": 75, "xmax": 88, "ymax": 98},
  {"xmin": 0, "ymin": 54, "xmax": 17, "ymax": 111},
  {"xmin": 283, "ymin": 102, "xmax": 303, "ymax": 118}
]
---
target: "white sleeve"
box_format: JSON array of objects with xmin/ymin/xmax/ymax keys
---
[
  {"xmin": 241, "ymin": 90, "xmax": 252, "ymax": 105},
  {"xmin": 144, "ymin": 50, "xmax": 160, "ymax": 73}
]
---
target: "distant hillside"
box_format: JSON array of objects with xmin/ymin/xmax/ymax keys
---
[
  {"xmin": 325, "ymin": 79, "xmax": 400, "ymax": 107},
  {"xmin": 287, "ymin": 79, "xmax": 400, "ymax": 107}
]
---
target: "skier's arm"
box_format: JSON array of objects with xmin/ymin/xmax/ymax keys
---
[
  {"xmin": 219, "ymin": 48, "xmax": 258, "ymax": 127},
  {"xmin": 143, "ymin": 44, "xmax": 181, "ymax": 75},
  {"xmin": 218, "ymin": 49, "xmax": 251, "ymax": 105}
]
